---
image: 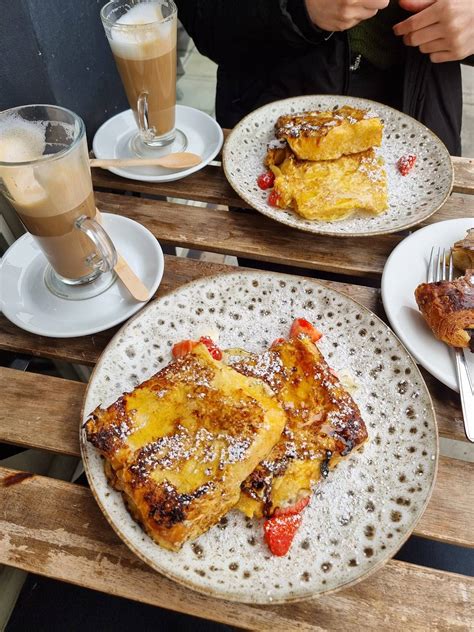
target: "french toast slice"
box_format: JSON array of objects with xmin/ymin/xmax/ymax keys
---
[
  {"xmin": 271, "ymin": 149, "xmax": 388, "ymax": 221},
  {"xmin": 84, "ymin": 343, "xmax": 287, "ymax": 550},
  {"xmin": 274, "ymin": 105, "xmax": 383, "ymax": 161},
  {"xmin": 230, "ymin": 337, "xmax": 368, "ymax": 518}
]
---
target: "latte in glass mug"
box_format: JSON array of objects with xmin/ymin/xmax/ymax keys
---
[
  {"xmin": 104, "ymin": 1, "xmax": 177, "ymax": 145},
  {"xmin": 0, "ymin": 105, "xmax": 116, "ymax": 300}
]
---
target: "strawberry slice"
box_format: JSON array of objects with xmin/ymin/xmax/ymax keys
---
[
  {"xmin": 263, "ymin": 513, "xmax": 303, "ymax": 556},
  {"xmin": 397, "ymin": 154, "xmax": 416, "ymax": 176},
  {"xmin": 199, "ymin": 336, "xmax": 222, "ymax": 360},
  {"xmin": 289, "ymin": 318, "xmax": 323, "ymax": 343},
  {"xmin": 268, "ymin": 189, "xmax": 280, "ymax": 207},
  {"xmin": 257, "ymin": 171, "xmax": 275, "ymax": 190},
  {"xmin": 171, "ymin": 339, "xmax": 198, "ymax": 359},
  {"xmin": 172, "ymin": 337, "xmax": 222, "ymax": 360},
  {"xmin": 273, "ymin": 495, "xmax": 310, "ymax": 517}
]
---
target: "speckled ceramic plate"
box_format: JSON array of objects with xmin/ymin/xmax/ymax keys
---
[
  {"xmin": 80, "ymin": 271, "xmax": 438, "ymax": 604},
  {"xmin": 222, "ymin": 95, "xmax": 453, "ymax": 237}
]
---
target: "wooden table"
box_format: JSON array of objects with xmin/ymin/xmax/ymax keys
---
[{"xmin": 1, "ymin": 139, "xmax": 473, "ymax": 630}]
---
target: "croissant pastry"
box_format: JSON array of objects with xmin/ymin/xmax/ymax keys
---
[
  {"xmin": 415, "ymin": 272, "xmax": 474, "ymax": 350},
  {"xmin": 452, "ymin": 228, "xmax": 474, "ymax": 272}
]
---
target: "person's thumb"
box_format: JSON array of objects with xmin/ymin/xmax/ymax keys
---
[{"xmin": 398, "ymin": 0, "xmax": 434, "ymax": 12}]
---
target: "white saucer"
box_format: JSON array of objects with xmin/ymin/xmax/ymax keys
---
[
  {"xmin": 0, "ymin": 213, "xmax": 164, "ymax": 338},
  {"xmin": 381, "ymin": 218, "xmax": 474, "ymax": 391},
  {"xmin": 92, "ymin": 105, "xmax": 223, "ymax": 183}
]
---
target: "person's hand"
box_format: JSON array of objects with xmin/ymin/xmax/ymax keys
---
[
  {"xmin": 305, "ymin": 0, "xmax": 390, "ymax": 32},
  {"xmin": 393, "ymin": 0, "xmax": 474, "ymax": 63}
]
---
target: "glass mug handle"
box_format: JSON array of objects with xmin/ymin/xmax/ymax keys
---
[{"xmin": 75, "ymin": 215, "xmax": 117, "ymax": 273}]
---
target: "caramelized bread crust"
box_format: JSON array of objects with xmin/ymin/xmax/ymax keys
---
[
  {"xmin": 84, "ymin": 344, "xmax": 287, "ymax": 550},
  {"xmin": 271, "ymin": 149, "xmax": 388, "ymax": 221},
  {"xmin": 274, "ymin": 106, "xmax": 383, "ymax": 161},
  {"xmin": 231, "ymin": 337, "xmax": 368, "ymax": 518},
  {"xmin": 415, "ymin": 274, "xmax": 474, "ymax": 349}
]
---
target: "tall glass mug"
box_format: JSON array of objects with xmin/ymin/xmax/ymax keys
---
[
  {"xmin": 0, "ymin": 105, "xmax": 117, "ymax": 300},
  {"xmin": 101, "ymin": 0, "xmax": 186, "ymax": 155}
]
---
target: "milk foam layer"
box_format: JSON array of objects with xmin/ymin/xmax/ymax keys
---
[
  {"xmin": 0, "ymin": 132, "xmax": 92, "ymax": 218},
  {"xmin": 110, "ymin": 2, "xmax": 174, "ymax": 60},
  {"xmin": 0, "ymin": 115, "xmax": 46, "ymax": 163},
  {"xmin": 118, "ymin": 2, "xmax": 164, "ymax": 25}
]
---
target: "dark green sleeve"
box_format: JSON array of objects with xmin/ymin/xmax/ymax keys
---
[{"xmin": 175, "ymin": 0, "xmax": 327, "ymax": 67}]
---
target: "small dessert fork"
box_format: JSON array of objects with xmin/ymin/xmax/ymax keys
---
[{"xmin": 428, "ymin": 247, "xmax": 474, "ymax": 442}]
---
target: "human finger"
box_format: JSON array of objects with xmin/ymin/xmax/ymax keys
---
[
  {"xmin": 359, "ymin": 0, "xmax": 390, "ymax": 10},
  {"xmin": 419, "ymin": 38, "xmax": 449, "ymax": 53},
  {"xmin": 393, "ymin": 4, "xmax": 438, "ymax": 35},
  {"xmin": 403, "ymin": 23, "xmax": 443, "ymax": 46},
  {"xmin": 352, "ymin": 7, "xmax": 380, "ymax": 21},
  {"xmin": 430, "ymin": 50, "xmax": 456, "ymax": 62},
  {"xmin": 398, "ymin": 0, "xmax": 435, "ymax": 13},
  {"xmin": 333, "ymin": 10, "xmax": 378, "ymax": 29}
]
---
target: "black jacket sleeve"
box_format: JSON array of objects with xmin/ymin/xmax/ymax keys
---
[{"xmin": 175, "ymin": 0, "xmax": 327, "ymax": 68}]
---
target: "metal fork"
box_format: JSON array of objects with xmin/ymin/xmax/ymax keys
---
[{"xmin": 428, "ymin": 247, "xmax": 474, "ymax": 442}]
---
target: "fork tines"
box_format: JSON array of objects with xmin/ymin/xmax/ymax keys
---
[{"xmin": 428, "ymin": 247, "xmax": 454, "ymax": 283}]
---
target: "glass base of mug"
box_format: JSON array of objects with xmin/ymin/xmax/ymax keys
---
[
  {"xmin": 130, "ymin": 128, "xmax": 187, "ymax": 158},
  {"xmin": 44, "ymin": 266, "xmax": 116, "ymax": 301}
]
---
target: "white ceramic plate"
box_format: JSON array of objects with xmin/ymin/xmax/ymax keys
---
[
  {"xmin": 223, "ymin": 95, "xmax": 453, "ymax": 237},
  {"xmin": 92, "ymin": 105, "xmax": 223, "ymax": 182},
  {"xmin": 0, "ymin": 213, "xmax": 164, "ymax": 338},
  {"xmin": 382, "ymin": 217, "xmax": 474, "ymax": 392},
  {"xmin": 81, "ymin": 271, "xmax": 438, "ymax": 604}
]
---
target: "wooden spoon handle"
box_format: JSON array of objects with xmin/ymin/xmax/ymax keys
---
[
  {"xmin": 95, "ymin": 208, "xmax": 150, "ymax": 302},
  {"xmin": 114, "ymin": 254, "xmax": 150, "ymax": 302},
  {"xmin": 91, "ymin": 158, "xmax": 167, "ymax": 168},
  {"xmin": 90, "ymin": 152, "xmax": 202, "ymax": 169}
]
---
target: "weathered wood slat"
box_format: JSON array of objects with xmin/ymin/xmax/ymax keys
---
[
  {"xmin": 0, "ymin": 466, "xmax": 472, "ymax": 630},
  {"xmin": 452, "ymin": 156, "xmax": 474, "ymax": 195},
  {"xmin": 94, "ymin": 191, "xmax": 473, "ymax": 279},
  {"xmin": 0, "ymin": 368, "xmax": 82, "ymax": 456},
  {"xmin": 96, "ymin": 191, "xmax": 400, "ymax": 278},
  {"xmin": 421, "ymin": 456, "xmax": 474, "ymax": 547},
  {"xmin": 93, "ymin": 163, "xmax": 247, "ymax": 209}
]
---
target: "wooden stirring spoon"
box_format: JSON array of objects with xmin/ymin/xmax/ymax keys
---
[
  {"xmin": 95, "ymin": 209, "xmax": 150, "ymax": 302},
  {"xmin": 90, "ymin": 152, "xmax": 202, "ymax": 170}
]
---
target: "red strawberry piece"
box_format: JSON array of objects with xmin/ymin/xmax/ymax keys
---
[
  {"xmin": 268, "ymin": 189, "xmax": 280, "ymax": 207},
  {"xmin": 263, "ymin": 513, "xmax": 303, "ymax": 556},
  {"xmin": 171, "ymin": 339, "xmax": 198, "ymax": 359},
  {"xmin": 199, "ymin": 336, "xmax": 222, "ymax": 360},
  {"xmin": 397, "ymin": 154, "xmax": 416, "ymax": 176},
  {"xmin": 257, "ymin": 171, "xmax": 275, "ymax": 190},
  {"xmin": 289, "ymin": 318, "xmax": 323, "ymax": 343},
  {"xmin": 273, "ymin": 495, "xmax": 310, "ymax": 517}
]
